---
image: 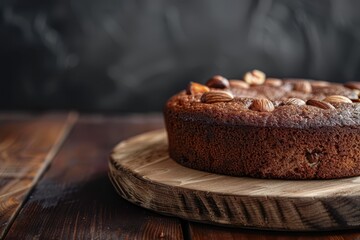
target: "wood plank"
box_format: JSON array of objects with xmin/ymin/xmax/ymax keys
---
[
  {"xmin": 5, "ymin": 115, "xmax": 184, "ymax": 240},
  {"xmin": 188, "ymin": 222, "xmax": 360, "ymax": 240},
  {"xmin": 0, "ymin": 113, "xmax": 77, "ymax": 238},
  {"xmin": 109, "ymin": 129, "xmax": 360, "ymax": 231}
]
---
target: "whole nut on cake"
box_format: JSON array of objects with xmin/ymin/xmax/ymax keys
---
[
  {"xmin": 306, "ymin": 99, "xmax": 335, "ymax": 109},
  {"xmin": 353, "ymin": 89, "xmax": 360, "ymax": 97},
  {"xmin": 344, "ymin": 82, "xmax": 360, "ymax": 90},
  {"xmin": 244, "ymin": 70, "xmax": 266, "ymax": 85},
  {"xmin": 310, "ymin": 81, "xmax": 330, "ymax": 87},
  {"xmin": 229, "ymin": 80, "xmax": 249, "ymax": 89},
  {"xmin": 186, "ymin": 82, "xmax": 210, "ymax": 95},
  {"xmin": 323, "ymin": 95, "xmax": 352, "ymax": 103},
  {"xmin": 250, "ymin": 98, "xmax": 275, "ymax": 112},
  {"xmin": 206, "ymin": 75, "xmax": 230, "ymax": 89},
  {"xmin": 200, "ymin": 90, "xmax": 234, "ymax": 103},
  {"xmin": 265, "ymin": 78, "xmax": 282, "ymax": 87},
  {"xmin": 284, "ymin": 98, "xmax": 306, "ymax": 106},
  {"xmin": 294, "ymin": 81, "xmax": 312, "ymax": 93}
]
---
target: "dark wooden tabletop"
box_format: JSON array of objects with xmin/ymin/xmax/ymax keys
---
[{"xmin": 1, "ymin": 112, "xmax": 360, "ymax": 240}]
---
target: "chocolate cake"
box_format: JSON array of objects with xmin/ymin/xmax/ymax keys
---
[{"xmin": 164, "ymin": 70, "xmax": 360, "ymax": 179}]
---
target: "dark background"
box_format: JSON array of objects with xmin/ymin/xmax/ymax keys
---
[{"xmin": 1, "ymin": 0, "xmax": 360, "ymax": 113}]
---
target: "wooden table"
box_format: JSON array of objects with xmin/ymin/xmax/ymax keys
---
[{"xmin": 1, "ymin": 112, "xmax": 360, "ymax": 240}]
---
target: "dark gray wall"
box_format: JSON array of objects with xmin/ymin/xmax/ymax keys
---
[{"xmin": 1, "ymin": 0, "xmax": 360, "ymax": 112}]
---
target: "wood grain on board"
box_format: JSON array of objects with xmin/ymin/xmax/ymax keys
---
[
  {"xmin": 188, "ymin": 222, "xmax": 360, "ymax": 240},
  {"xmin": 109, "ymin": 129, "xmax": 360, "ymax": 231},
  {"xmin": 5, "ymin": 115, "xmax": 184, "ymax": 240},
  {"xmin": 0, "ymin": 113, "xmax": 76, "ymax": 238}
]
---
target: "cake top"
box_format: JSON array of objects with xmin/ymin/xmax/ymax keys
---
[{"xmin": 166, "ymin": 70, "xmax": 360, "ymax": 128}]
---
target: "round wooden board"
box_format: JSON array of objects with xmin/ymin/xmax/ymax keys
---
[{"xmin": 109, "ymin": 129, "xmax": 360, "ymax": 231}]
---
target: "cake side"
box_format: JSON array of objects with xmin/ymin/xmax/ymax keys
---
[{"xmin": 165, "ymin": 107, "xmax": 360, "ymax": 179}]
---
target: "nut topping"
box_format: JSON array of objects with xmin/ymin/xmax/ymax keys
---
[
  {"xmin": 344, "ymin": 82, "xmax": 360, "ymax": 90},
  {"xmin": 244, "ymin": 69, "xmax": 266, "ymax": 85},
  {"xmin": 250, "ymin": 98, "xmax": 275, "ymax": 112},
  {"xmin": 205, "ymin": 75, "xmax": 230, "ymax": 89},
  {"xmin": 284, "ymin": 98, "xmax": 306, "ymax": 106},
  {"xmin": 229, "ymin": 80, "xmax": 249, "ymax": 89},
  {"xmin": 265, "ymin": 78, "xmax": 282, "ymax": 87},
  {"xmin": 323, "ymin": 95, "xmax": 352, "ymax": 103},
  {"xmin": 353, "ymin": 89, "xmax": 360, "ymax": 97},
  {"xmin": 186, "ymin": 82, "xmax": 210, "ymax": 95},
  {"xmin": 310, "ymin": 81, "xmax": 330, "ymax": 87},
  {"xmin": 200, "ymin": 90, "xmax": 234, "ymax": 103},
  {"xmin": 294, "ymin": 81, "xmax": 312, "ymax": 93},
  {"xmin": 306, "ymin": 99, "xmax": 335, "ymax": 109}
]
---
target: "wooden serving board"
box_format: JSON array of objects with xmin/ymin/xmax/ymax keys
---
[{"xmin": 109, "ymin": 129, "xmax": 360, "ymax": 231}]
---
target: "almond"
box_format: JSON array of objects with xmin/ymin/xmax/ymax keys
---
[
  {"xmin": 205, "ymin": 75, "xmax": 230, "ymax": 89},
  {"xmin": 353, "ymin": 89, "xmax": 360, "ymax": 97},
  {"xmin": 323, "ymin": 95, "xmax": 352, "ymax": 103},
  {"xmin": 186, "ymin": 82, "xmax": 210, "ymax": 95},
  {"xmin": 265, "ymin": 78, "xmax": 282, "ymax": 87},
  {"xmin": 310, "ymin": 81, "xmax": 329, "ymax": 87},
  {"xmin": 294, "ymin": 81, "xmax": 312, "ymax": 93},
  {"xmin": 284, "ymin": 98, "xmax": 306, "ymax": 106},
  {"xmin": 351, "ymin": 99, "xmax": 360, "ymax": 103},
  {"xmin": 250, "ymin": 98, "xmax": 275, "ymax": 112},
  {"xmin": 306, "ymin": 99, "xmax": 335, "ymax": 109},
  {"xmin": 344, "ymin": 82, "xmax": 360, "ymax": 90},
  {"xmin": 200, "ymin": 90, "xmax": 234, "ymax": 103},
  {"xmin": 244, "ymin": 69, "xmax": 266, "ymax": 85},
  {"xmin": 229, "ymin": 80, "xmax": 249, "ymax": 89}
]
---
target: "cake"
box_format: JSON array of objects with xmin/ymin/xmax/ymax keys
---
[{"xmin": 164, "ymin": 70, "xmax": 360, "ymax": 179}]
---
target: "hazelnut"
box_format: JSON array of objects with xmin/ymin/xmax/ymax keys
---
[{"xmin": 205, "ymin": 75, "xmax": 230, "ymax": 89}]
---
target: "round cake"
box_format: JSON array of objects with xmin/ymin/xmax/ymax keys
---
[{"xmin": 164, "ymin": 70, "xmax": 360, "ymax": 179}]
